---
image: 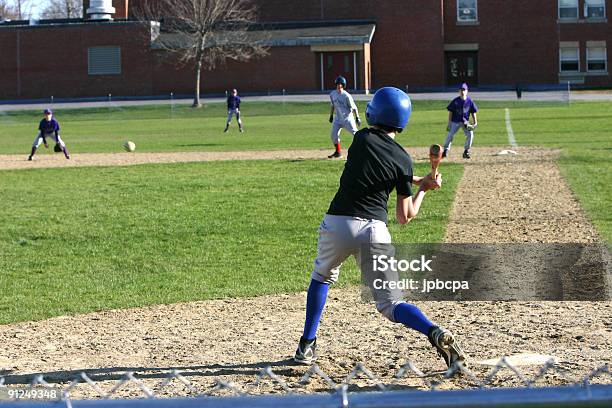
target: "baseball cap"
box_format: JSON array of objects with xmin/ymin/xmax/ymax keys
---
[
  {"xmin": 459, "ymin": 83, "xmax": 469, "ymax": 90},
  {"xmin": 43, "ymin": 108, "xmax": 52, "ymax": 114}
]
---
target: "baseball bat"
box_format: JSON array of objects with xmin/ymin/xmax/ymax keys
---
[{"xmin": 429, "ymin": 144, "xmax": 443, "ymax": 180}]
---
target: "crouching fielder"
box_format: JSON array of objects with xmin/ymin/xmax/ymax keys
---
[
  {"xmin": 28, "ymin": 109, "xmax": 70, "ymax": 160},
  {"xmin": 294, "ymin": 87, "xmax": 467, "ymax": 368}
]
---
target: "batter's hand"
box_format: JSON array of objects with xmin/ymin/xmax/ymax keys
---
[
  {"xmin": 44, "ymin": 143, "xmax": 49, "ymax": 149},
  {"xmin": 421, "ymin": 173, "xmax": 442, "ymax": 191},
  {"xmin": 434, "ymin": 172, "xmax": 442, "ymax": 188},
  {"xmin": 329, "ymin": 114, "xmax": 333, "ymax": 123}
]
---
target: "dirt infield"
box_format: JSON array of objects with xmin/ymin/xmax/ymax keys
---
[
  {"xmin": 0, "ymin": 150, "xmax": 333, "ymax": 170},
  {"xmin": 0, "ymin": 147, "xmax": 610, "ymax": 398},
  {"xmin": 0, "ymin": 146, "xmax": 561, "ymax": 170}
]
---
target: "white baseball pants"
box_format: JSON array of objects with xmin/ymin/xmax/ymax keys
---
[
  {"xmin": 330, "ymin": 118, "xmax": 358, "ymax": 144},
  {"xmin": 443, "ymin": 121, "xmax": 473, "ymax": 151},
  {"xmin": 311, "ymin": 214, "xmax": 403, "ymax": 321}
]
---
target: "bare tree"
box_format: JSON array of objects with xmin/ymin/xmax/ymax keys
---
[
  {"xmin": 138, "ymin": 0, "xmax": 268, "ymax": 107},
  {"xmin": 40, "ymin": 0, "xmax": 83, "ymax": 19},
  {"xmin": 0, "ymin": 0, "xmax": 29, "ymax": 20},
  {"xmin": 0, "ymin": 0, "xmax": 19, "ymax": 20},
  {"xmin": 14, "ymin": 0, "xmax": 29, "ymax": 19}
]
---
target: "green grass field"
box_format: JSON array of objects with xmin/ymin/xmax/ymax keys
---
[
  {"xmin": 2, "ymin": 99, "xmax": 610, "ymax": 238},
  {"xmin": 1, "ymin": 100, "xmax": 605, "ymax": 153},
  {"xmin": 0, "ymin": 99, "xmax": 610, "ymax": 324},
  {"xmin": 0, "ymin": 161, "xmax": 462, "ymax": 324}
]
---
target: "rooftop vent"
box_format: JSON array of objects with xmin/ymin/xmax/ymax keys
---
[{"xmin": 87, "ymin": 0, "xmax": 116, "ymax": 20}]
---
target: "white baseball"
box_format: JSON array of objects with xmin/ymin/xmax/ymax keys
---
[{"xmin": 123, "ymin": 141, "xmax": 136, "ymax": 152}]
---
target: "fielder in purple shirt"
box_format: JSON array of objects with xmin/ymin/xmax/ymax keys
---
[
  {"xmin": 443, "ymin": 83, "xmax": 478, "ymax": 159},
  {"xmin": 28, "ymin": 109, "xmax": 70, "ymax": 161},
  {"xmin": 224, "ymin": 88, "xmax": 244, "ymax": 133}
]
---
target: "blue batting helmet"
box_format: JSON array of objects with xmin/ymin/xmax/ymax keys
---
[
  {"xmin": 365, "ymin": 87, "xmax": 412, "ymax": 130},
  {"xmin": 335, "ymin": 76, "xmax": 347, "ymax": 87}
]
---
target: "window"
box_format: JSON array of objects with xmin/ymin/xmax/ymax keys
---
[
  {"xmin": 584, "ymin": 0, "xmax": 606, "ymax": 18},
  {"xmin": 587, "ymin": 46, "xmax": 607, "ymax": 71},
  {"xmin": 449, "ymin": 58, "xmax": 459, "ymax": 78},
  {"xmin": 88, "ymin": 46, "xmax": 121, "ymax": 75},
  {"xmin": 466, "ymin": 57, "xmax": 474, "ymax": 77},
  {"xmin": 559, "ymin": 0, "xmax": 578, "ymax": 19},
  {"xmin": 560, "ymin": 47, "xmax": 579, "ymax": 72},
  {"xmin": 457, "ymin": 0, "xmax": 477, "ymax": 22}
]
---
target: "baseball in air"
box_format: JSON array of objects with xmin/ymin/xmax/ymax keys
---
[{"xmin": 123, "ymin": 141, "xmax": 136, "ymax": 152}]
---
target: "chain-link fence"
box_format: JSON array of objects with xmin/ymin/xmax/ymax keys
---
[{"xmin": 1, "ymin": 357, "xmax": 610, "ymax": 407}]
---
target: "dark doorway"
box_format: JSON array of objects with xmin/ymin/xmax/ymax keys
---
[
  {"xmin": 446, "ymin": 51, "xmax": 478, "ymax": 86},
  {"xmin": 321, "ymin": 51, "xmax": 356, "ymax": 90}
]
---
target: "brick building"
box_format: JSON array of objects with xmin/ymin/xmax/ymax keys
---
[{"xmin": 0, "ymin": 0, "xmax": 610, "ymax": 100}]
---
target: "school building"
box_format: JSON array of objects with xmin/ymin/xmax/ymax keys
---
[{"xmin": 0, "ymin": 0, "xmax": 610, "ymax": 100}]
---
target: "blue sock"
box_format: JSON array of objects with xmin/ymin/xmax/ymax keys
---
[
  {"xmin": 303, "ymin": 279, "xmax": 330, "ymax": 340},
  {"xmin": 393, "ymin": 302, "xmax": 434, "ymax": 335}
]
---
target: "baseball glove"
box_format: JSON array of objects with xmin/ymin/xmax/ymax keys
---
[{"xmin": 53, "ymin": 143, "xmax": 62, "ymax": 153}]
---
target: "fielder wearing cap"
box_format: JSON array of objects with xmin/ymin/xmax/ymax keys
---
[
  {"xmin": 442, "ymin": 82, "xmax": 478, "ymax": 159},
  {"xmin": 294, "ymin": 87, "xmax": 467, "ymax": 368},
  {"xmin": 224, "ymin": 88, "xmax": 243, "ymax": 133},
  {"xmin": 28, "ymin": 109, "xmax": 70, "ymax": 161},
  {"xmin": 327, "ymin": 76, "xmax": 361, "ymax": 159}
]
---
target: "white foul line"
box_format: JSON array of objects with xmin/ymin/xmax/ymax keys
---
[{"xmin": 505, "ymin": 108, "xmax": 518, "ymax": 148}]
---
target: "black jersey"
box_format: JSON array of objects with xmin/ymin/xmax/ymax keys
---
[{"xmin": 327, "ymin": 127, "xmax": 413, "ymax": 223}]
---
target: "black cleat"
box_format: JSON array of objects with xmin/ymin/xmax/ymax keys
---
[
  {"xmin": 294, "ymin": 337, "xmax": 317, "ymax": 365},
  {"xmin": 442, "ymin": 149, "xmax": 448, "ymax": 158},
  {"xmin": 428, "ymin": 326, "xmax": 467, "ymax": 369},
  {"xmin": 27, "ymin": 156, "xmax": 33, "ymax": 161},
  {"xmin": 223, "ymin": 126, "xmax": 229, "ymax": 133},
  {"xmin": 462, "ymin": 150, "xmax": 471, "ymax": 159},
  {"xmin": 327, "ymin": 151, "xmax": 342, "ymax": 159}
]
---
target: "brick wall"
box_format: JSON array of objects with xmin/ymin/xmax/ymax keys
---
[
  {"xmin": 443, "ymin": 0, "xmax": 558, "ymax": 85},
  {"xmin": 443, "ymin": 0, "xmax": 611, "ymax": 87},
  {"xmin": 253, "ymin": 0, "xmax": 446, "ymax": 88},
  {"xmin": 1, "ymin": 1, "xmax": 610, "ymax": 101},
  {"xmin": 370, "ymin": 0, "xmax": 445, "ymax": 88},
  {"xmin": 0, "ymin": 22, "xmax": 152, "ymax": 99},
  {"xmin": 152, "ymin": 46, "xmax": 318, "ymax": 94},
  {"xmin": 253, "ymin": 0, "xmax": 611, "ymax": 88}
]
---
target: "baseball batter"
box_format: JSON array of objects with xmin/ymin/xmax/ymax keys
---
[
  {"xmin": 224, "ymin": 89, "xmax": 243, "ymax": 133},
  {"xmin": 327, "ymin": 76, "xmax": 361, "ymax": 158},
  {"xmin": 28, "ymin": 109, "xmax": 70, "ymax": 161},
  {"xmin": 294, "ymin": 87, "xmax": 466, "ymax": 368},
  {"xmin": 443, "ymin": 83, "xmax": 478, "ymax": 159}
]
